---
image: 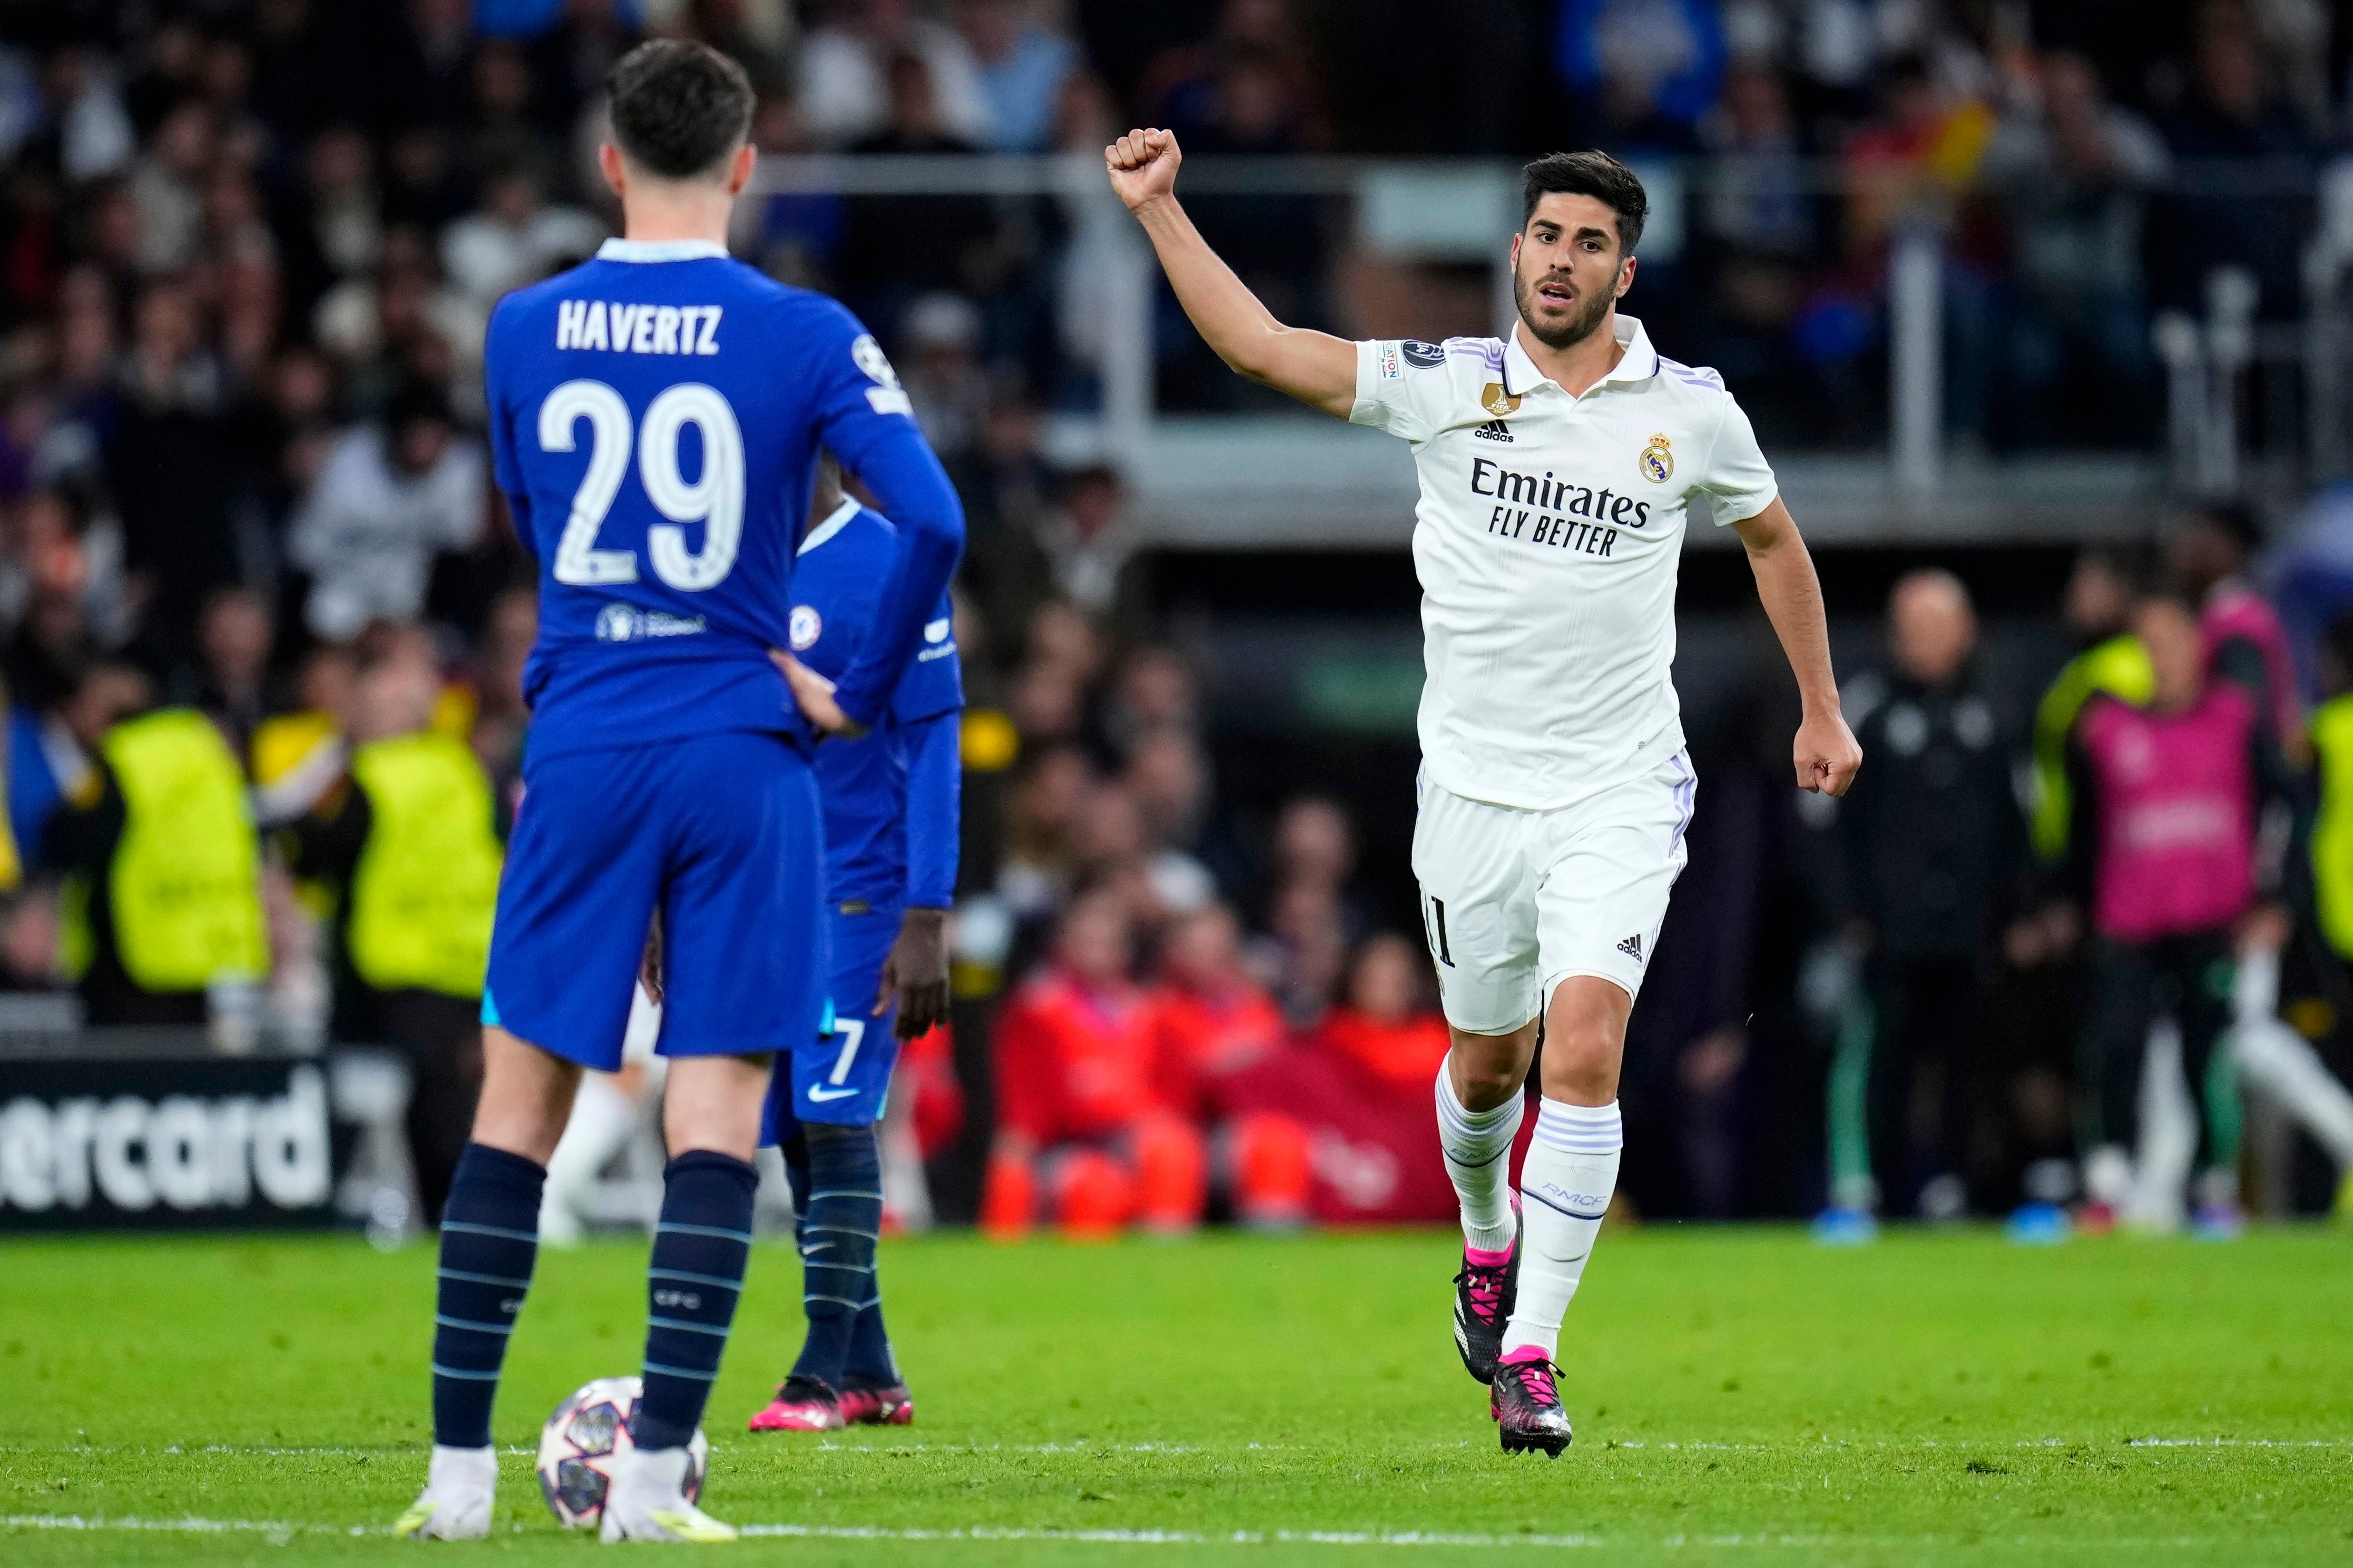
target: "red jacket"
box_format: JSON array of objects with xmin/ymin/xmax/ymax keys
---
[
  {"xmin": 1311, "ymin": 1008, "xmax": 1452, "ymax": 1093},
  {"xmin": 992, "ymin": 968, "xmax": 1161, "ymax": 1143},
  {"xmin": 1149, "ymin": 981, "xmax": 1288, "ymax": 1118}
]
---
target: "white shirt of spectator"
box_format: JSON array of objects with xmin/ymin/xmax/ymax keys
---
[
  {"xmin": 1351, "ymin": 316, "xmax": 1777, "ymax": 812},
  {"xmin": 289, "ymin": 426, "xmax": 487, "ymax": 642}
]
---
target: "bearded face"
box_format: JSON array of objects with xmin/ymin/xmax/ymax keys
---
[{"xmin": 1511, "ymin": 194, "xmax": 1634, "ymax": 351}]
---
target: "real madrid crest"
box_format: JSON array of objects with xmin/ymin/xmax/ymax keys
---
[
  {"xmin": 1481, "ymin": 382, "xmax": 1522, "ymax": 418},
  {"xmin": 1639, "ymin": 432, "xmax": 1674, "ymax": 484}
]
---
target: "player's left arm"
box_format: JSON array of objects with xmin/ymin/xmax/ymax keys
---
[
  {"xmin": 1730, "ymin": 498, "xmax": 1862, "ymax": 796},
  {"xmin": 805, "ymin": 307, "xmax": 967, "ymax": 735},
  {"xmin": 877, "ymin": 708, "xmax": 960, "ymax": 1041}
]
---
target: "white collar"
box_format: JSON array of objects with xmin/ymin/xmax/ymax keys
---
[
  {"xmin": 1502, "ymin": 314, "xmax": 1658, "ymax": 398},
  {"xmin": 798, "ymin": 496, "xmax": 860, "ymax": 555},
  {"xmin": 596, "ymin": 238, "xmax": 730, "ymax": 263}
]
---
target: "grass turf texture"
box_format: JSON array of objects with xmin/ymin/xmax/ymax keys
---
[{"xmin": 3, "ymin": 1228, "xmax": 2351, "ymax": 1565}]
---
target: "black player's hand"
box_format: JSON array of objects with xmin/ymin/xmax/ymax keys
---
[
  {"xmin": 877, "ymin": 907, "xmax": 949, "ymax": 1043},
  {"xmin": 638, "ymin": 912, "xmax": 664, "ymax": 1006}
]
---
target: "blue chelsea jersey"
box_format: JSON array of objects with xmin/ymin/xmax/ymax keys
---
[
  {"xmin": 484, "ymin": 239, "xmax": 928, "ymax": 758},
  {"xmin": 790, "ymin": 498, "xmax": 963, "ymax": 903}
]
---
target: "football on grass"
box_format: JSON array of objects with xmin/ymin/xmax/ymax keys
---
[{"xmin": 535, "ymin": 1375, "xmax": 709, "ymax": 1527}]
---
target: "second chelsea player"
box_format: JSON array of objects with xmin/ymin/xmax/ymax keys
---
[
  {"xmin": 749, "ymin": 455, "xmax": 963, "ymax": 1435},
  {"xmin": 397, "ymin": 41, "xmax": 962, "ymax": 1544}
]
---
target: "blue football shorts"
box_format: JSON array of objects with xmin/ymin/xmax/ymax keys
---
[
  {"xmin": 482, "ymin": 729, "xmax": 828, "ymax": 1072},
  {"xmin": 762, "ymin": 900, "xmax": 905, "ymax": 1141}
]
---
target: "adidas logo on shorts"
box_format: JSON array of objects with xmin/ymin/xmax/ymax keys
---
[
  {"xmin": 1616, "ymin": 933, "xmax": 1644, "ymax": 961},
  {"xmin": 1474, "ymin": 419, "xmax": 1514, "ymax": 442}
]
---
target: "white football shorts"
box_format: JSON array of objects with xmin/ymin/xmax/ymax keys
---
[{"xmin": 1410, "ymin": 749, "xmax": 1695, "ymax": 1033}]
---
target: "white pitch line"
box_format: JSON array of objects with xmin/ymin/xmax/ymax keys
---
[{"xmin": 0, "ymin": 1516, "xmax": 2247, "ymax": 1551}]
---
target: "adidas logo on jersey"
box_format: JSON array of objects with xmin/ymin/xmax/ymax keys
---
[
  {"xmin": 1616, "ymin": 933, "xmax": 1644, "ymax": 961},
  {"xmin": 1474, "ymin": 419, "xmax": 1515, "ymax": 442}
]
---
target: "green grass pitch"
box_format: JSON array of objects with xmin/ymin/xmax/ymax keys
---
[{"xmin": 4, "ymin": 1226, "xmax": 2352, "ymax": 1565}]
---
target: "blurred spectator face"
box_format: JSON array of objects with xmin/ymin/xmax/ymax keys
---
[
  {"xmin": 886, "ymin": 54, "xmax": 943, "ymax": 137},
  {"xmin": 202, "ymin": 37, "xmax": 254, "ymax": 110},
  {"xmin": 1720, "ymin": 63, "xmax": 1791, "ymax": 144},
  {"xmin": 270, "ymin": 347, "xmax": 336, "ymax": 425},
  {"xmin": 297, "ymin": 645, "xmax": 358, "ymax": 719},
  {"xmin": 1055, "ymin": 891, "xmax": 1133, "ymax": 985},
  {"xmin": 854, "ymin": 0, "xmax": 917, "ymax": 43},
  {"xmin": 1220, "ymin": 0, "xmax": 1295, "ymax": 46},
  {"xmin": 1006, "ymin": 744, "xmax": 1091, "ymax": 853},
  {"xmin": 484, "ymin": 170, "xmax": 541, "ymax": 230},
  {"xmin": 393, "ymin": 408, "xmax": 454, "ymax": 477},
  {"xmin": 1274, "ymin": 796, "xmax": 1354, "ymax": 890},
  {"xmin": 351, "ymin": 629, "xmax": 442, "ymax": 743},
  {"xmin": 1062, "ymin": 468, "xmax": 1125, "ymax": 543},
  {"xmin": 960, "ymin": 0, "xmax": 1025, "ymax": 60},
  {"xmin": 752, "ymin": 94, "xmax": 814, "ymax": 155},
  {"xmin": 1027, "ymin": 600, "xmax": 1106, "ymax": 683},
  {"xmin": 132, "ymin": 282, "xmax": 200, "ymax": 369},
  {"xmin": 472, "ymin": 42, "xmax": 537, "ymax": 122},
  {"xmin": 1213, "ymin": 50, "xmax": 1296, "ymax": 146},
  {"xmin": 308, "ymin": 127, "xmax": 374, "ymax": 201},
  {"xmin": 1007, "ymin": 659, "xmax": 1083, "ymax": 739},
  {"xmin": 63, "ymin": 667, "xmax": 152, "ymax": 751},
  {"xmin": 1074, "ymin": 781, "xmax": 1148, "ymax": 871},
  {"xmin": 2063, "ymin": 551, "xmax": 2133, "ymax": 641},
  {"xmin": 1348, "ymin": 933, "xmax": 1424, "ymax": 1023},
  {"xmin": 0, "ymin": 890, "xmax": 60, "ymax": 987},
  {"xmin": 1052, "ymin": 71, "xmax": 1116, "ymax": 151},
  {"xmin": 1117, "ymin": 647, "xmax": 1198, "ymax": 733},
  {"xmin": 199, "ymin": 590, "xmax": 274, "ymax": 695},
  {"xmin": 2169, "ymin": 515, "xmax": 2248, "ymax": 595},
  {"xmin": 1269, "ymin": 877, "xmax": 1346, "ymax": 1011},
  {"xmin": 2194, "ymin": 26, "xmax": 2264, "ymax": 121},
  {"xmin": 1162, "ymin": 903, "xmax": 1244, "ymax": 990},
  {"xmin": 1126, "ymin": 731, "xmax": 1207, "ymax": 844},
  {"xmin": 87, "ymin": 183, "xmax": 143, "ymax": 273},
  {"xmin": 2134, "ymin": 598, "xmax": 2206, "ymax": 711},
  {"xmin": 152, "ymin": 102, "xmax": 216, "ymax": 182},
  {"xmin": 1887, "ymin": 570, "xmax": 1975, "ymax": 687}
]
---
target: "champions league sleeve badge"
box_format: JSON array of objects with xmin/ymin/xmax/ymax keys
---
[{"xmin": 1639, "ymin": 433, "xmax": 1673, "ymax": 483}]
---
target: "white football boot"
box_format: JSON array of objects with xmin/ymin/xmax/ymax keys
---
[
  {"xmin": 393, "ymin": 1444, "xmax": 496, "ymax": 1540},
  {"xmin": 599, "ymin": 1445, "xmax": 737, "ymax": 1543}
]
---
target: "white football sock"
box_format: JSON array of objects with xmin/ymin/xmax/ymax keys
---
[
  {"xmin": 1434, "ymin": 1056, "xmax": 1524, "ymax": 1254},
  {"xmin": 1501, "ymin": 1098, "xmax": 1621, "ymax": 1360}
]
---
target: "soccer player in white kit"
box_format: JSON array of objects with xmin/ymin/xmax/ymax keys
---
[{"xmin": 1105, "ymin": 132, "xmax": 1862, "ymax": 1454}]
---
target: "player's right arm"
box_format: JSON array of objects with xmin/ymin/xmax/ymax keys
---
[{"xmin": 1106, "ymin": 129, "xmax": 1357, "ymax": 419}]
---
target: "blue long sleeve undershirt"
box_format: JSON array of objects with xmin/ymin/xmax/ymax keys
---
[
  {"xmin": 831, "ymin": 425, "xmax": 965, "ymax": 727},
  {"xmin": 899, "ymin": 709, "xmax": 962, "ymax": 910}
]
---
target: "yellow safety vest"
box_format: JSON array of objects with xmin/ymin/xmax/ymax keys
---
[
  {"xmin": 95, "ymin": 709, "xmax": 268, "ymax": 991},
  {"xmin": 2032, "ymin": 634, "xmax": 2156, "ymax": 862},
  {"xmin": 2310, "ymin": 695, "xmax": 2353, "ymax": 960},
  {"xmin": 346, "ymin": 731, "xmax": 502, "ymax": 998}
]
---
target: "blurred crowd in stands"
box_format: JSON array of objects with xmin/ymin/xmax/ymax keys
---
[{"xmin": 5, "ymin": 1, "xmax": 2353, "ymax": 1234}]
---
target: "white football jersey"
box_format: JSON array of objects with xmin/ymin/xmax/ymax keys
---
[{"xmin": 1351, "ymin": 317, "xmax": 1777, "ymax": 811}]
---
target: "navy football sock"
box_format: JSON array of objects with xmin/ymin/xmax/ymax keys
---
[
  {"xmin": 430, "ymin": 1142, "xmax": 545, "ymax": 1448},
  {"xmin": 789, "ymin": 1122, "xmax": 884, "ymax": 1391},
  {"xmin": 636, "ymin": 1150, "xmax": 759, "ymax": 1451},
  {"xmin": 845, "ymin": 1295, "xmax": 900, "ymax": 1389}
]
